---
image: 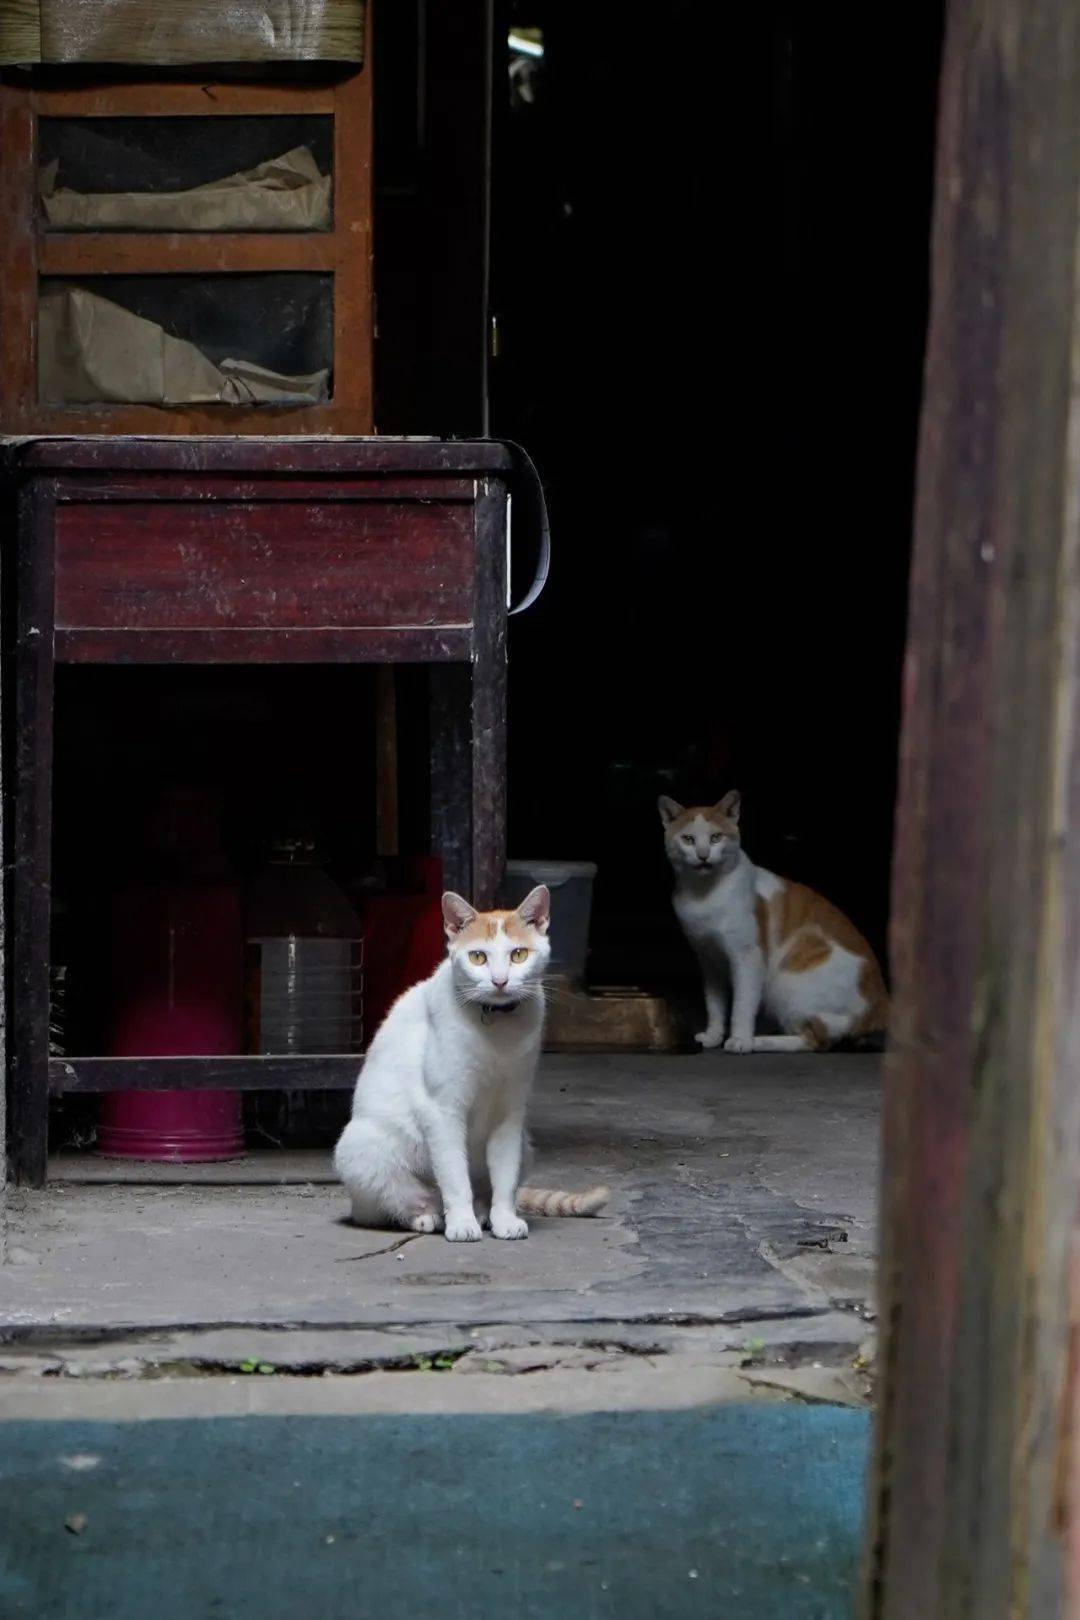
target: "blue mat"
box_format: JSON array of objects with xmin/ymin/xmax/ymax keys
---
[{"xmin": 0, "ymin": 1405, "xmax": 868, "ymax": 1619}]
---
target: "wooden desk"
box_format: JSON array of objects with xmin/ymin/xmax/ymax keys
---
[{"xmin": 5, "ymin": 436, "xmax": 512, "ymax": 1185}]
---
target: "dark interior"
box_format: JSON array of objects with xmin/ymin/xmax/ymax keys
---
[
  {"xmin": 38, "ymin": 115, "xmax": 334, "ymax": 197},
  {"xmin": 48, "ymin": 3, "xmax": 945, "ymax": 1139},
  {"xmin": 485, "ymin": 5, "xmax": 943, "ymax": 984}
]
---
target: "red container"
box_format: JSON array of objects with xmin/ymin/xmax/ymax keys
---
[
  {"xmin": 98, "ymin": 789, "xmax": 244, "ymax": 1162},
  {"xmin": 360, "ymin": 856, "xmax": 444, "ymax": 1037}
]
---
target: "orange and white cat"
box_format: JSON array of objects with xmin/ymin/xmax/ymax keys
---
[
  {"xmin": 659, "ymin": 791, "xmax": 888, "ymax": 1053},
  {"xmin": 334, "ymin": 886, "xmax": 609, "ymax": 1240}
]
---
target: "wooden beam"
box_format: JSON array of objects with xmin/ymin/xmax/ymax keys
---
[
  {"xmin": 54, "ymin": 627, "xmax": 472, "ymax": 666},
  {"xmin": 49, "ymin": 1056, "xmax": 361, "ymax": 1094},
  {"xmin": 0, "ymin": 87, "xmax": 38, "ymax": 425},
  {"xmin": 469, "ymin": 476, "xmax": 507, "ymax": 908},
  {"xmin": 32, "ymin": 84, "xmax": 340, "ymax": 117},
  {"xmin": 38, "ymin": 233, "xmax": 338, "ymax": 278},
  {"xmin": 16, "ymin": 441, "xmax": 510, "ymax": 476},
  {"xmin": 10, "ymin": 480, "xmax": 57, "ymax": 1188},
  {"xmin": 866, "ymin": 2, "xmax": 1080, "ymax": 1616}
]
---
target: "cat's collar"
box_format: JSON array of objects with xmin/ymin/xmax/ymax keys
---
[{"xmin": 480, "ymin": 1000, "xmax": 520, "ymax": 1018}]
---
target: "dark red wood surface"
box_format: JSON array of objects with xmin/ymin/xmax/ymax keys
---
[
  {"xmin": 468, "ymin": 478, "xmax": 508, "ymax": 909},
  {"xmin": 7, "ymin": 438, "xmax": 513, "ymax": 476},
  {"xmin": 54, "ymin": 627, "xmax": 471, "ymax": 666},
  {"xmin": 54, "ymin": 476, "xmax": 478, "ymax": 504},
  {"xmin": 55, "ymin": 498, "xmax": 474, "ymax": 632}
]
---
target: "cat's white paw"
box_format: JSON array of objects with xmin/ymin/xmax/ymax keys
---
[
  {"xmin": 490, "ymin": 1211, "xmax": 529, "ymax": 1241},
  {"xmin": 444, "ymin": 1212, "xmax": 483, "ymax": 1243},
  {"xmin": 694, "ymin": 1029, "xmax": 724, "ymax": 1050},
  {"xmin": 723, "ymin": 1035, "xmax": 754, "ymax": 1054},
  {"xmin": 409, "ymin": 1210, "xmax": 440, "ymax": 1234}
]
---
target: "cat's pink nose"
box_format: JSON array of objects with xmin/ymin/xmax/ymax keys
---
[{"xmin": 491, "ymin": 977, "xmax": 509, "ymax": 990}]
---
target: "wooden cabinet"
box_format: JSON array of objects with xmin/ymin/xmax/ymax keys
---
[
  {"xmin": 0, "ymin": 72, "xmax": 373, "ymax": 434},
  {"xmin": 6, "ymin": 436, "xmax": 512, "ymax": 1185}
]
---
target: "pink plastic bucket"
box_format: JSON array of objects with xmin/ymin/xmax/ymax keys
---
[
  {"xmin": 98, "ymin": 1089, "xmax": 243, "ymax": 1162},
  {"xmin": 99, "ymin": 958, "xmax": 246, "ymax": 1163},
  {"xmin": 100, "ymin": 798, "xmax": 245, "ymax": 1162}
]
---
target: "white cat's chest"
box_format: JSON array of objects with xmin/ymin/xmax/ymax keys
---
[
  {"xmin": 673, "ymin": 865, "xmax": 758, "ymax": 955},
  {"xmin": 426, "ymin": 997, "xmax": 540, "ymax": 1094}
]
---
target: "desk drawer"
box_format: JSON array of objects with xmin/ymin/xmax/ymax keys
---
[{"xmin": 54, "ymin": 491, "xmax": 475, "ymax": 631}]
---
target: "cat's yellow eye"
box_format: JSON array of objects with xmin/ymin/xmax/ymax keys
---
[
  {"xmin": 710, "ymin": 831, "xmax": 723, "ymax": 843},
  {"xmin": 468, "ymin": 949, "xmax": 487, "ymax": 965},
  {"xmin": 510, "ymin": 947, "xmax": 529, "ymax": 964},
  {"xmin": 681, "ymin": 833, "xmax": 694, "ymax": 844}
]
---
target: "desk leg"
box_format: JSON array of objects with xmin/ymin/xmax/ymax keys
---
[
  {"xmin": 430, "ymin": 664, "xmax": 472, "ymax": 901},
  {"xmin": 471, "ymin": 481, "xmax": 508, "ymax": 910},
  {"xmin": 11, "ymin": 482, "xmax": 55, "ymax": 1186}
]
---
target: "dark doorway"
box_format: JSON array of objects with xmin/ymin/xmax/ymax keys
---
[{"xmin": 491, "ymin": 5, "xmax": 944, "ymax": 989}]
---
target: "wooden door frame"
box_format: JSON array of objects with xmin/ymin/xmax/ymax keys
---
[{"xmin": 866, "ymin": 1, "xmax": 1080, "ymax": 1615}]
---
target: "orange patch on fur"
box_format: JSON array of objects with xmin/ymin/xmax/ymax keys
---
[
  {"xmin": 801, "ymin": 1017, "xmax": 830, "ymax": 1051},
  {"xmin": 764, "ymin": 878, "xmax": 889, "ymax": 1034},
  {"xmin": 780, "ymin": 929, "xmax": 832, "ymax": 974},
  {"xmin": 456, "ymin": 914, "xmax": 498, "ymax": 945},
  {"xmin": 503, "ymin": 912, "xmax": 538, "ymax": 945},
  {"xmin": 854, "ymin": 956, "xmax": 890, "ymax": 1036},
  {"xmin": 456, "ymin": 910, "xmax": 540, "ymax": 948},
  {"xmin": 767, "ymin": 881, "xmax": 875, "ymax": 959},
  {"xmin": 666, "ymin": 805, "xmax": 741, "ymax": 841},
  {"xmin": 703, "ymin": 807, "xmax": 741, "ymax": 839}
]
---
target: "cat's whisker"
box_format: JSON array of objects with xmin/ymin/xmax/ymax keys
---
[
  {"xmin": 538, "ymin": 977, "xmax": 580, "ymax": 1002},
  {"xmin": 539, "ymin": 985, "xmax": 579, "ymax": 1006}
]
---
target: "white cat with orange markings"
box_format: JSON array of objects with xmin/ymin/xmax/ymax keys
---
[
  {"xmin": 659, "ymin": 792, "xmax": 889, "ymax": 1053},
  {"xmin": 334, "ymin": 885, "xmax": 609, "ymax": 1241}
]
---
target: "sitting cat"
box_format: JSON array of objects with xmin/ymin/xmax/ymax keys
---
[
  {"xmin": 333, "ymin": 884, "xmax": 609, "ymax": 1241},
  {"xmin": 659, "ymin": 791, "xmax": 889, "ymax": 1053}
]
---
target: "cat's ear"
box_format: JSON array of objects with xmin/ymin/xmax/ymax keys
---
[
  {"xmin": 442, "ymin": 891, "xmax": 477, "ymax": 937},
  {"xmin": 516, "ymin": 884, "xmax": 551, "ymax": 935},
  {"xmin": 716, "ymin": 790, "xmax": 741, "ymax": 824},
  {"xmin": 658, "ymin": 795, "xmax": 684, "ymax": 827}
]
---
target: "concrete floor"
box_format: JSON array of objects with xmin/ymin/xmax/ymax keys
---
[{"xmin": 0, "ymin": 1054, "xmax": 881, "ymax": 1414}]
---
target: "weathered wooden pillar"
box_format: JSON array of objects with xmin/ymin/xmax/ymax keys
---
[
  {"xmin": 866, "ymin": 2, "xmax": 1080, "ymax": 1616},
  {"xmin": 0, "ymin": 518, "xmax": 5, "ymax": 1255}
]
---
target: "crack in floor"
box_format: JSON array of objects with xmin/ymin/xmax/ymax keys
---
[{"xmin": 333, "ymin": 1234, "xmax": 422, "ymax": 1263}]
